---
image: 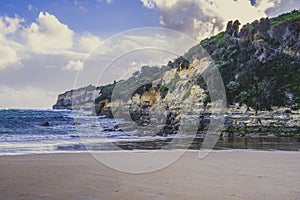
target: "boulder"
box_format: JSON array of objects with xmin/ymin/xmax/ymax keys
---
[{"xmin": 41, "ymin": 122, "xmax": 50, "ymax": 127}]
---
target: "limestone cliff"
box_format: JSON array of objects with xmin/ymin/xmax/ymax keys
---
[
  {"xmin": 53, "ymin": 85, "xmax": 101, "ymax": 110},
  {"xmin": 101, "ymin": 57, "xmax": 300, "ymax": 137},
  {"xmin": 53, "ymin": 11, "xmax": 300, "ymax": 136}
]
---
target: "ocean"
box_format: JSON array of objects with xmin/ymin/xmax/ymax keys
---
[
  {"xmin": 0, "ymin": 109, "xmax": 143, "ymax": 155},
  {"xmin": 0, "ymin": 109, "xmax": 299, "ymax": 155}
]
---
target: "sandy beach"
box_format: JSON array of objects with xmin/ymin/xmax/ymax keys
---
[{"xmin": 0, "ymin": 151, "xmax": 299, "ymax": 200}]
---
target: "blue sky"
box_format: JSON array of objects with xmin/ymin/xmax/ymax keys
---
[
  {"xmin": 0, "ymin": 0, "xmax": 298, "ymax": 109},
  {"xmin": 0, "ymin": 0, "xmax": 161, "ymax": 36}
]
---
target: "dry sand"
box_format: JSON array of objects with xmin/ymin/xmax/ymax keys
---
[{"xmin": 0, "ymin": 151, "xmax": 299, "ymax": 200}]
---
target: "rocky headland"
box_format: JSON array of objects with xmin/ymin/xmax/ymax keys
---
[{"xmin": 53, "ymin": 11, "xmax": 300, "ymax": 137}]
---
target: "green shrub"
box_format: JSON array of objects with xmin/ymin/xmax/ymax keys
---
[{"xmin": 159, "ymin": 85, "xmax": 169, "ymax": 99}]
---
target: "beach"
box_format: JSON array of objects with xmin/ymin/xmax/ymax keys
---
[{"xmin": 0, "ymin": 151, "xmax": 299, "ymax": 200}]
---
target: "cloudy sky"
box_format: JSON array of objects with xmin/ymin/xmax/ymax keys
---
[{"xmin": 0, "ymin": 0, "xmax": 298, "ymax": 109}]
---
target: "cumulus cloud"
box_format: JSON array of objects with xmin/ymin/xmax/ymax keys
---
[
  {"xmin": 0, "ymin": 16, "xmax": 24, "ymax": 35},
  {"xmin": 0, "ymin": 12, "xmax": 102, "ymax": 108},
  {"xmin": 0, "ymin": 46, "xmax": 22, "ymax": 69},
  {"xmin": 23, "ymin": 12, "xmax": 74, "ymax": 54},
  {"xmin": 78, "ymin": 32, "xmax": 101, "ymax": 52},
  {"xmin": 63, "ymin": 60, "xmax": 84, "ymax": 71},
  {"xmin": 140, "ymin": 0, "xmax": 285, "ymax": 41},
  {"xmin": 0, "ymin": 12, "xmax": 99, "ymax": 72},
  {"xmin": 0, "ymin": 16, "xmax": 24, "ymax": 69}
]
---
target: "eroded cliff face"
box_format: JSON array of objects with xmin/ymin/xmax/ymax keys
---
[
  {"xmin": 52, "ymin": 58, "xmax": 300, "ymax": 136},
  {"xmin": 96, "ymin": 59, "xmax": 202, "ymax": 130},
  {"xmin": 53, "ymin": 85, "xmax": 101, "ymax": 110},
  {"xmin": 99, "ymin": 58, "xmax": 300, "ymax": 136},
  {"xmin": 223, "ymin": 104, "xmax": 300, "ymax": 137},
  {"xmin": 53, "ymin": 11, "xmax": 300, "ymax": 136}
]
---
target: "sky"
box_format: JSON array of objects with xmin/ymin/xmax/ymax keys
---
[{"xmin": 0, "ymin": 0, "xmax": 299, "ymax": 109}]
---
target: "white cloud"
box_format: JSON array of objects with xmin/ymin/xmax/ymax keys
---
[
  {"xmin": 23, "ymin": 12, "xmax": 74, "ymax": 54},
  {"xmin": 212, "ymin": 0, "xmax": 274, "ymax": 23},
  {"xmin": 97, "ymin": 0, "xmax": 113, "ymax": 4},
  {"xmin": 78, "ymin": 32, "xmax": 101, "ymax": 52},
  {"xmin": 140, "ymin": 0, "xmax": 155, "ymax": 8},
  {"xmin": 0, "ymin": 45, "xmax": 22, "ymax": 69},
  {"xmin": 63, "ymin": 60, "xmax": 83, "ymax": 71},
  {"xmin": 0, "ymin": 16, "xmax": 24, "ymax": 35},
  {"xmin": 0, "ymin": 16, "xmax": 25, "ymax": 69},
  {"xmin": 0, "ymin": 12, "xmax": 91, "ymax": 72},
  {"xmin": 140, "ymin": 0, "xmax": 282, "ymax": 41},
  {"xmin": 142, "ymin": 0, "xmax": 179, "ymax": 8}
]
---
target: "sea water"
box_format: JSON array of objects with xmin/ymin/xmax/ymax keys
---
[
  {"xmin": 0, "ymin": 109, "xmax": 140, "ymax": 155},
  {"xmin": 0, "ymin": 109, "xmax": 299, "ymax": 155}
]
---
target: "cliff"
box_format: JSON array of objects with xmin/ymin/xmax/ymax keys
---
[
  {"xmin": 53, "ymin": 10, "xmax": 300, "ymax": 136},
  {"xmin": 94, "ymin": 58, "xmax": 299, "ymax": 137},
  {"xmin": 187, "ymin": 10, "xmax": 300, "ymax": 110},
  {"xmin": 52, "ymin": 85, "xmax": 101, "ymax": 110}
]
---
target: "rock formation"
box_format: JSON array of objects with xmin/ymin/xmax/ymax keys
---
[{"xmin": 53, "ymin": 11, "xmax": 300, "ymax": 137}]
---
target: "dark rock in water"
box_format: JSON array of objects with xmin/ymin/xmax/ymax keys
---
[
  {"xmin": 41, "ymin": 122, "xmax": 50, "ymax": 126},
  {"xmin": 103, "ymin": 125, "xmax": 123, "ymax": 132},
  {"xmin": 103, "ymin": 128, "xmax": 115, "ymax": 132},
  {"xmin": 114, "ymin": 125, "xmax": 119, "ymax": 129},
  {"xmin": 73, "ymin": 122, "xmax": 81, "ymax": 126},
  {"xmin": 113, "ymin": 125, "xmax": 123, "ymax": 131}
]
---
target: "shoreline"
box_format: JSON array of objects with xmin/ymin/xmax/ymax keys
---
[
  {"xmin": 1, "ymin": 148, "xmax": 300, "ymax": 157},
  {"xmin": 1, "ymin": 135, "xmax": 299, "ymax": 156},
  {"xmin": 1, "ymin": 151, "xmax": 299, "ymax": 199}
]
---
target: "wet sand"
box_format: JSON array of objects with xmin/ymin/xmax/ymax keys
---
[{"xmin": 0, "ymin": 151, "xmax": 299, "ymax": 200}]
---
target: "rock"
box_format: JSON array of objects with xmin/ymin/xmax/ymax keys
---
[
  {"xmin": 51, "ymin": 12, "xmax": 300, "ymax": 138},
  {"xmin": 41, "ymin": 122, "xmax": 50, "ymax": 127},
  {"xmin": 53, "ymin": 85, "xmax": 100, "ymax": 110},
  {"xmin": 103, "ymin": 125, "xmax": 123, "ymax": 132},
  {"xmin": 114, "ymin": 125, "xmax": 123, "ymax": 132},
  {"xmin": 284, "ymin": 109, "xmax": 292, "ymax": 114}
]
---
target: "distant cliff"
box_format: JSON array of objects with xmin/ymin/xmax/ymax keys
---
[
  {"xmin": 53, "ymin": 85, "xmax": 101, "ymax": 110},
  {"xmin": 53, "ymin": 11, "xmax": 300, "ymax": 136}
]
